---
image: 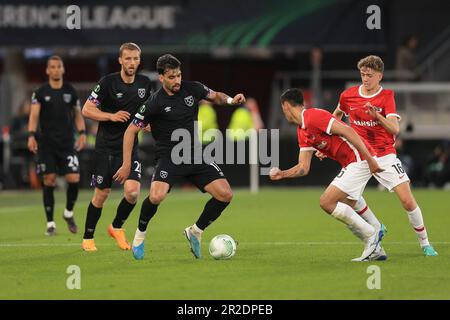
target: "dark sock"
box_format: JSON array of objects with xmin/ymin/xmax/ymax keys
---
[
  {"xmin": 83, "ymin": 202, "xmax": 102, "ymax": 239},
  {"xmin": 195, "ymin": 198, "xmax": 230, "ymax": 230},
  {"xmin": 66, "ymin": 183, "xmax": 79, "ymax": 212},
  {"xmin": 43, "ymin": 185, "xmax": 55, "ymax": 222},
  {"xmin": 138, "ymin": 197, "xmax": 159, "ymax": 232},
  {"xmin": 112, "ymin": 198, "xmax": 136, "ymax": 228}
]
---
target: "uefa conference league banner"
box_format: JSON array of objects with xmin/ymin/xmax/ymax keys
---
[{"xmin": 0, "ymin": 0, "xmax": 386, "ymax": 48}]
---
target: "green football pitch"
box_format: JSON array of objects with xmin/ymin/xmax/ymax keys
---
[{"xmin": 0, "ymin": 187, "xmax": 449, "ymax": 299}]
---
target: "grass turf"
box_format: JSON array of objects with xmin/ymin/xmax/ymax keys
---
[{"xmin": 0, "ymin": 187, "xmax": 449, "ymax": 299}]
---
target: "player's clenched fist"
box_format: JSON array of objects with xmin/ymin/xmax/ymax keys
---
[
  {"xmin": 269, "ymin": 167, "xmax": 283, "ymax": 180},
  {"xmin": 231, "ymin": 94, "xmax": 246, "ymax": 105}
]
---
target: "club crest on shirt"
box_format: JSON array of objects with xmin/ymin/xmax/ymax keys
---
[
  {"xmin": 316, "ymin": 141, "xmax": 327, "ymax": 149},
  {"xmin": 160, "ymin": 171, "xmax": 168, "ymax": 179},
  {"xmin": 63, "ymin": 94, "xmax": 72, "ymax": 103},
  {"xmin": 138, "ymin": 88, "xmax": 146, "ymax": 98},
  {"xmin": 184, "ymin": 95, "xmax": 194, "ymax": 107}
]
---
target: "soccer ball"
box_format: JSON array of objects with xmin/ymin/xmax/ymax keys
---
[{"xmin": 208, "ymin": 234, "xmax": 237, "ymax": 260}]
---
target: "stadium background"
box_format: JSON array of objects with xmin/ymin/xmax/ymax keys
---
[{"xmin": 0, "ymin": 0, "xmax": 449, "ymax": 191}]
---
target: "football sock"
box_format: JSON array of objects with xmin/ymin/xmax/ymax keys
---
[
  {"xmin": 63, "ymin": 209, "xmax": 73, "ymax": 219},
  {"xmin": 407, "ymin": 206, "xmax": 430, "ymax": 247},
  {"xmin": 354, "ymin": 197, "xmax": 381, "ymax": 229},
  {"xmin": 331, "ymin": 202, "xmax": 375, "ymax": 239},
  {"xmin": 137, "ymin": 197, "xmax": 159, "ymax": 232},
  {"xmin": 112, "ymin": 197, "xmax": 136, "ymax": 229},
  {"xmin": 195, "ymin": 198, "xmax": 230, "ymax": 230},
  {"xmin": 66, "ymin": 182, "xmax": 79, "ymax": 212},
  {"xmin": 43, "ymin": 185, "xmax": 55, "ymax": 222},
  {"xmin": 83, "ymin": 202, "xmax": 102, "ymax": 239},
  {"xmin": 47, "ymin": 221, "xmax": 56, "ymax": 229},
  {"xmin": 132, "ymin": 229, "xmax": 147, "ymax": 247}
]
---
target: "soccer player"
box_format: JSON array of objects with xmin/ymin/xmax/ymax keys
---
[
  {"xmin": 28, "ymin": 55, "xmax": 86, "ymax": 236},
  {"xmin": 333, "ymin": 55, "xmax": 438, "ymax": 256},
  {"xmin": 269, "ymin": 88, "xmax": 385, "ymax": 261},
  {"xmin": 113, "ymin": 54, "xmax": 245, "ymax": 260},
  {"xmin": 80, "ymin": 43, "xmax": 152, "ymax": 252}
]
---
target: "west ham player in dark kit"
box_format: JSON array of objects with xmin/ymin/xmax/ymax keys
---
[
  {"xmin": 113, "ymin": 54, "xmax": 246, "ymax": 260},
  {"xmin": 81, "ymin": 43, "xmax": 152, "ymax": 252},
  {"xmin": 28, "ymin": 55, "xmax": 86, "ymax": 236}
]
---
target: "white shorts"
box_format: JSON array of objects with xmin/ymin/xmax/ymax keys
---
[
  {"xmin": 372, "ymin": 154, "xmax": 410, "ymax": 191},
  {"xmin": 330, "ymin": 160, "xmax": 373, "ymax": 201}
]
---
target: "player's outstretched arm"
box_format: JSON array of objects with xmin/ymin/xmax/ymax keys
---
[
  {"xmin": 270, "ymin": 150, "xmax": 313, "ymax": 180},
  {"xmin": 81, "ymin": 100, "xmax": 130, "ymax": 122},
  {"xmin": 206, "ymin": 90, "xmax": 246, "ymax": 106},
  {"xmin": 113, "ymin": 123, "xmax": 140, "ymax": 184},
  {"xmin": 330, "ymin": 120, "xmax": 383, "ymax": 174},
  {"xmin": 27, "ymin": 102, "xmax": 41, "ymax": 154}
]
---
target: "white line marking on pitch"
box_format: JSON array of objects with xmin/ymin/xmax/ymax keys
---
[{"xmin": 0, "ymin": 241, "xmax": 449, "ymax": 247}]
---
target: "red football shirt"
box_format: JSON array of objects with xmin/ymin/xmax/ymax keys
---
[
  {"xmin": 297, "ymin": 108, "xmax": 375, "ymax": 168},
  {"xmin": 338, "ymin": 85, "xmax": 400, "ymax": 157}
]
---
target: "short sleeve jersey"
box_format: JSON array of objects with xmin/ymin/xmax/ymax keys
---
[
  {"xmin": 132, "ymin": 80, "xmax": 210, "ymax": 159},
  {"xmin": 297, "ymin": 108, "xmax": 375, "ymax": 168},
  {"xmin": 31, "ymin": 82, "xmax": 79, "ymax": 150},
  {"xmin": 338, "ymin": 85, "xmax": 400, "ymax": 157},
  {"xmin": 87, "ymin": 72, "xmax": 152, "ymax": 154}
]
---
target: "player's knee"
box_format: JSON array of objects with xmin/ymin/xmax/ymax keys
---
[
  {"xmin": 93, "ymin": 189, "xmax": 110, "ymax": 206},
  {"xmin": 43, "ymin": 176, "xmax": 56, "ymax": 186},
  {"xmin": 216, "ymin": 189, "xmax": 233, "ymax": 202},
  {"xmin": 319, "ymin": 195, "xmax": 333, "ymax": 213},
  {"xmin": 149, "ymin": 192, "xmax": 166, "ymax": 205},
  {"xmin": 401, "ymin": 198, "xmax": 417, "ymax": 212},
  {"xmin": 125, "ymin": 190, "xmax": 140, "ymax": 204}
]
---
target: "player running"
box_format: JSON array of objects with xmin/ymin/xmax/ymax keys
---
[
  {"xmin": 270, "ymin": 88, "xmax": 385, "ymax": 261},
  {"xmin": 81, "ymin": 43, "xmax": 152, "ymax": 252},
  {"xmin": 332, "ymin": 55, "xmax": 437, "ymax": 256},
  {"xmin": 28, "ymin": 55, "xmax": 86, "ymax": 236},
  {"xmin": 113, "ymin": 54, "xmax": 245, "ymax": 260}
]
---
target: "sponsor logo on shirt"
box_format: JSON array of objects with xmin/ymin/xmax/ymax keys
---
[
  {"xmin": 353, "ymin": 120, "xmax": 380, "ymax": 127},
  {"xmin": 116, "ymin": 93, "xmax": 123, "ymax": 98}
]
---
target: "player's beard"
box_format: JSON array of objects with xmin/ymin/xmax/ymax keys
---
[
  {"xmin": 171, "ymin": 83, "xmax": 180, "ymax": 93},
  {"xmin": 124, "ymin": 67, "xmax": 136, "ymax": 77}
]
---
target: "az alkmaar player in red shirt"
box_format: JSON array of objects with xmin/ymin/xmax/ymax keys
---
[
  {"xmin": 333, "ymin": 55, "xmax": 437, "ymax": 256},
  {"xmin": 270, "ymin": 88, "xmax": 385, "ymax": 261}
]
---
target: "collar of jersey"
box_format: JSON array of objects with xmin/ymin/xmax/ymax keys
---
[{"xmin": 358, "ymin": 85, "xmax": 383, "ymax": 98}]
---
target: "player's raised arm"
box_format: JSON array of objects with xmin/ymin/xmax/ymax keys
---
[
  {"xmin": 206, "ymin": 89, "xmax": 246, "ymax": 106},
  {"xmin": 365, "ymin": 102, "xmax": 400, "ymax": 136},
  {"xmin": 330, "ymin": 120, "xmax": 383, "ymax": 174},
  {"xmin": 27, "ymin": 94, "xmax": 41, "ymax": 154},
  {"xmin": 270, "ymin": 150, "xmax": 313, "ymax": 180}
]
